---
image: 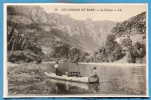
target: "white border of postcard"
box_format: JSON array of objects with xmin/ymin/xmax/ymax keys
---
[{"xmin": 3, "ymin": 3, "xmax": 149, "ymax": 98}]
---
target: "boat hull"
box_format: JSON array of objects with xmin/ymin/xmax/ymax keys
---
[
  {"xmin": 44, "ymin": 72, "xmax": 100, "ymax": 84},
  {"xmin": 44, "ymin": 72, "xmax": 89, "ymax": 83},
  {"xmin": 88, "ymin": 75, "xmax": 100, "ymax": 84}
]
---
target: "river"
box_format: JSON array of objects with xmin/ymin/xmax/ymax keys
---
[{"xmin": 7, "ymin": 62, "xmax": 146, "ymax": 96}]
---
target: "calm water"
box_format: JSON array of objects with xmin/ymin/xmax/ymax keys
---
[
  {"xmin": 45, "ymin": 79, "xmax": 100, "ymax": 94},
  {"xmin": 8, "ymin": 62, "xmax": 146, "ymax": 96}
]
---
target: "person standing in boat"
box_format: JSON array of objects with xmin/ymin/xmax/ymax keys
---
[
  {"xmin": 88, "ymin": 67, "xmax": 100, "ymax": 93},
  {"xmin": 54, "ymin": 60, "xmax": 61, "ymax": 76},
  {"xmin": 88, "ymin": 67, "xmax": 99, "ymax": 83}
]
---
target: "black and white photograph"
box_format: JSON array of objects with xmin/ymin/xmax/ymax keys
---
[{"xmin": 4, "ymin": 3, "xmax": 148, "ymax": 97}]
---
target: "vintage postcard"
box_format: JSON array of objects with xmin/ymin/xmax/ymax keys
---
[{"xmin": 3, "ymin": 3, "xmax": 148, "ymax": 97}]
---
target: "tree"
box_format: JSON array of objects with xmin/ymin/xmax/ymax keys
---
[
  {"xmin": 121, "ymin": 35, "xmax": 132, "ymax": 48},
  {"xmin": 7, "ymin": 5, "xmax": 47, "ymax": 63},
  {"xmin": 104, "ymin": 34, "xmax": 124, "ymax": 62},
  {"xmin": 105, "ymin": 34, "xmax": 116, "ymax": 56}
]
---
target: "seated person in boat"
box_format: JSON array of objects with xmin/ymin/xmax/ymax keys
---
[
  {"xmin": 54, "ymin": 60, "xmax": 62, "ymax": 76},
  {"xmin": 88, "ymin": 67, "xmax": 99, "ymax": 83}
]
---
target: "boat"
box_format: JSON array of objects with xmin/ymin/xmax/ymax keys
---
[
  {"xmin": 47, "ymin": 78, "xmax": 89, "ymax": 90},
  {"xmin": 44, "ymin": 72, "xmax": 99, "ymax": 84},
  {"xmin": 44, "ymin": 72, "xmax": 89, "ymax": 83},
  {"xmin": 88, "ymin": 75, "xmax": 100, "ymax": 84}
]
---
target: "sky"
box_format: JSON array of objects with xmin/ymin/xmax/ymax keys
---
[{"xmin": 41, "ymin": 3, "xmax": 147, "ymax": 22}]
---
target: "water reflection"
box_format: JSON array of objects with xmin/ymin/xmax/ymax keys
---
[
  {"xmin": 55, "ymin": 82, "xmax": 68, "ymax": 94},
  {"xmin": 46, "ymin": 79, "xmax": 100, "ymax": 94},
  {"xmin": 88, "ymin": 83, "xmax": 100, "ymax": 93}
]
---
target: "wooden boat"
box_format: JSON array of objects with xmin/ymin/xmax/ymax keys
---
[
  {"xmin": 44, "ymin": 72, "xmax": 89, "ymax": 83},
  {"xmin": 88, "ymin": 75, "xmax": 99, "ymax": 84},
  {"xmin": 47, "ymin": 78, "xmax": 89, "ymax": 90},
  {"xmin": 44, "ymin": 72, "xmax": 100, "ymax": 84}
]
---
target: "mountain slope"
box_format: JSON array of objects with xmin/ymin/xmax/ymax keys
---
[
  {"xmin": 111, "ymin": 12, "xmax": 146, "ymax": 63},
  {"xmin": 40, "ymin": 12, "xmax": 116, "ymax": 53}
]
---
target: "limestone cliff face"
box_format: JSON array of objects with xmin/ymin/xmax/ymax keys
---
[{"xmin": 112, "ymin": 12, "xmax": 146, "ymax": 63}]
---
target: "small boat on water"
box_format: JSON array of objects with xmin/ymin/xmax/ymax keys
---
[
  {"xmin": 47, "ymin": 78, "xmax": 89, "ymax": 90},
  {"xmin": 44, "ymin": 72, "xmax": 89, "ymax": 83},
  {"xmin": 44, "ymin": 72, "xmax": 100, "ymax": 84}
]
